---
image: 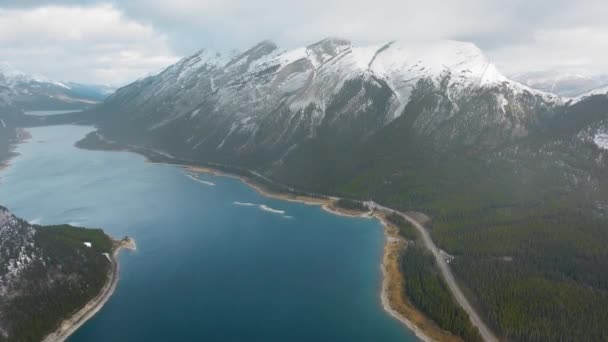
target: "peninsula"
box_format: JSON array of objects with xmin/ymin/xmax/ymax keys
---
[{"xmin": 0, "ymin": 205, "xmax": 135, "ymax": 342}]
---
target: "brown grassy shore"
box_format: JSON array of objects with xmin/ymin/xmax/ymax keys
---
[
  {"xmin": 42, "ymin": 237, "xmax": 136, "ymax": 342},
  {"xmin": 378, "ymin": 214, "xmax": 463, "ymax": 342}
]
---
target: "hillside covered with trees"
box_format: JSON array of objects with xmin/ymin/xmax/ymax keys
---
[{"xmin": 0, "ymin": 207, "xmax": 114, "ymax": 342}]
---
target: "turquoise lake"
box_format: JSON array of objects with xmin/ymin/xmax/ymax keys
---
[{"xmin": 0, "ymin": 125, "xmax": 417, "ymax": 341}]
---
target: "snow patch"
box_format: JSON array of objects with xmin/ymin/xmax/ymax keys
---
[
  {"xmin": 496, "ymin": 94, "xmax": 509, "ymax": 113},
  {"xmin": 351, "ymin": 45, "xmax": 382, "ymax": 69},
  {"xmin": 593, "ymin": 133, "xmax": 608, "ymax": 150},
  {"xmin": 28, "ymin": 218, "xmax": 42, "ymax": 225},
  {"xmin": 573, "ymin": 85, "xmax": 608, "ymax": 104}
]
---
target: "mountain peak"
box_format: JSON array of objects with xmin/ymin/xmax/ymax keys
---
[
  {"xmin": 0, "ymin": 62, "xmax": 27, "ymax": 79},
  {"xmin": 224, "ymin": 40, "xmax": 278, "ymax": 70},
  {"xmin": 306, "ymin": 37, "xmax": 352, "ymax": 67},
  {"xmin": 308, "ymin": 37, "xmax": 351, "ymax": 49},
  {"xmin": 246, "ymin": 40, "xmax": 279, "ymax": 56},
  {"xmin": 255, "ymin": 39, "xmax": 278, "ymax": 49},
  {"xmin": 0, "ymin": 62, "xmax": 43, "ymax": 84}
]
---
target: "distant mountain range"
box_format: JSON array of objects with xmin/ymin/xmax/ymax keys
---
[
  {"xmin": 90, "ymin": 37, "xmax": 608, "ymax": 341},
  {"xmin": 0, "ymin": 63, "xmax": 114, "ymax": 111},
  {"xmin": 513, "ymin": 69, "xmax": 608, "ymax": 97}
]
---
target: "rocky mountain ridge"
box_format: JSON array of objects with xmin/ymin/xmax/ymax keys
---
[
  {"xmin": 0, "ymin": 63, "xmax": 111, "ymax": 111},
  {"xmin": 100, "ymin": 38, "xmax": 566, "ymax": 167}
]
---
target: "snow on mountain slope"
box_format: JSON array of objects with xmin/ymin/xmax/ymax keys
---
[
  {"xmin": 100, "ymin": 38, "xmax": 564, "ymax": 160},
  {"xmin": 0, "ymin": 63, "xmax": 106, "ymax": 110},
  {"xmin": 514, "ymin": 70, "xmax": 608, "ymax": 97},
  {"xmin": 593, "ymin": 132, "xmax": 608, "ymax": 150},
  {"xmin": 0, "ymin": 62, "xmax": 70, "ymax": 89},
  {"xmin": 572, "ymin": 85, "xmax": 608, "ymax": 104},
  {"xmin": 368, "ymin": 41, "xmax": 504, "ymax": 95},
  {"xmin": 0, "ymin": 207, "xmax": 38, "ymax": 297}
]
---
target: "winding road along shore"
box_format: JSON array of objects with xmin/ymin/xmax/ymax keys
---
[
  {"xmin": 367, "ymin": 202, "xmax": 498, "ymax": 342},
  {"xmin": 42, "ymin": 238, "xmax": 136, "ymax": 342}
]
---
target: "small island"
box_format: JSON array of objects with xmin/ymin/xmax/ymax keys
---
[{"xmin": 0, "ymin": 206, "xmax": 135, "ymax": 342}]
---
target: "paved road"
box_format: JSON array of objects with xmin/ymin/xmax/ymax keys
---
[{"xmin": 367, "ymin": 202, "xmax": 499, "ymax": 342}]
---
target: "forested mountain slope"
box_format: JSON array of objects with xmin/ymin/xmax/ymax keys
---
[
  {"xmin": 91, "ymin": 38, "xmax": 608, "ymax": 341},
  {"xmin": 0, "ymin": 207, "xmax": 114, "ymax": 342}
]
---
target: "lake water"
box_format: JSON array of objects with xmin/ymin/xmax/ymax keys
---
[{"xmin": 0, "ymin": 125, "xmax": 417, "ymax": 341}]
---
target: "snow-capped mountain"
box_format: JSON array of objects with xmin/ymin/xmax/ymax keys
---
[
  {"xmin": 84, "ymin": 38, "xmax": 608, "ymax": 342},
  {"xmin": 99, "ymin": 38, "xmax": 562, "ymax": 166},
  {"xmin": 513, "ymin": 70, "xmax": 608, "ymax": 97},
  {"xmin": 0, "ymin": 63, "xmax": 111, "ymax": 111}
]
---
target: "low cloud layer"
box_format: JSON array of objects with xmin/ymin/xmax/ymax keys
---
[
  {"xmin": 1, "ymin": 0, "xmax": 607, "ymax": 85},
  {"xmin": 0, "ymin": 4, "xmax": 178, "ymax": 85}
]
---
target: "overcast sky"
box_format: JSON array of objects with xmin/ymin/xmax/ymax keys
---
[{"xmin": 1, "ymin": 0, "xmax": 607, "ymax": 86}]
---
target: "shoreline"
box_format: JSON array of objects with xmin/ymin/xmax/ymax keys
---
[
  {"xmin": 184, "ymin": 165, "xmax": 451, "ymax": 341},
  {"xmin": 185, "ymin": 165, "xmax": 376, "ymax": 219},
  {"xmin": 77, "ymin": 133, "xmax": 463, "ymax": 341},
  {"xmin": 0, "ymin": 128, "xmax": 31, "ymax": 177},
  {"xmin": 42, "ymin": 237, "xmax": 136, "ymax": 342},
  {"xmin": 378, "ymin": 216, "xmax": 461, "ymax": 342}
]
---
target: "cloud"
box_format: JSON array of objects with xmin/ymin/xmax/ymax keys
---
[
  {"xmin": 116, "ymin": 0, "xmax": 608, "ymax": 75},
  {"xmin": 1, "ymin": 0, "xmax": 608, "ymax": 84},
  {"xmin": 489, "ymin": 26, "xmax": 608, "ymax": 74},
  {"xmin": 119, "ymin": 0, "xmax": 509, "ymax": 51},
  {"xmin": 0, "ymin": 4, "xmax": 178, "ymax": 85}
]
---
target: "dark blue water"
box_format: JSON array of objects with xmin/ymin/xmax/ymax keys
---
[{"xmin": 0, "ymin": 125, "xmax": 417, "ymax": 341}]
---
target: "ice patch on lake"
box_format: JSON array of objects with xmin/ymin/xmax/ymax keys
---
[
  {"xmin": 233, "ymin": 202, "xmax": 292, "ymax": 218},
  {"xmin": 594, "ymin": 133, "xmax": 608, "ymax": 150},
  {"xmin": 185, "ymin": 173, "xmax": 215, "ymax": 186},
  {"xmin": 259, "ymin": 205, "xmax": 285, "ymax": 215},
  {"xmin": 234, "ymin": 201, "xmax": 256, "ymax": 206}
]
